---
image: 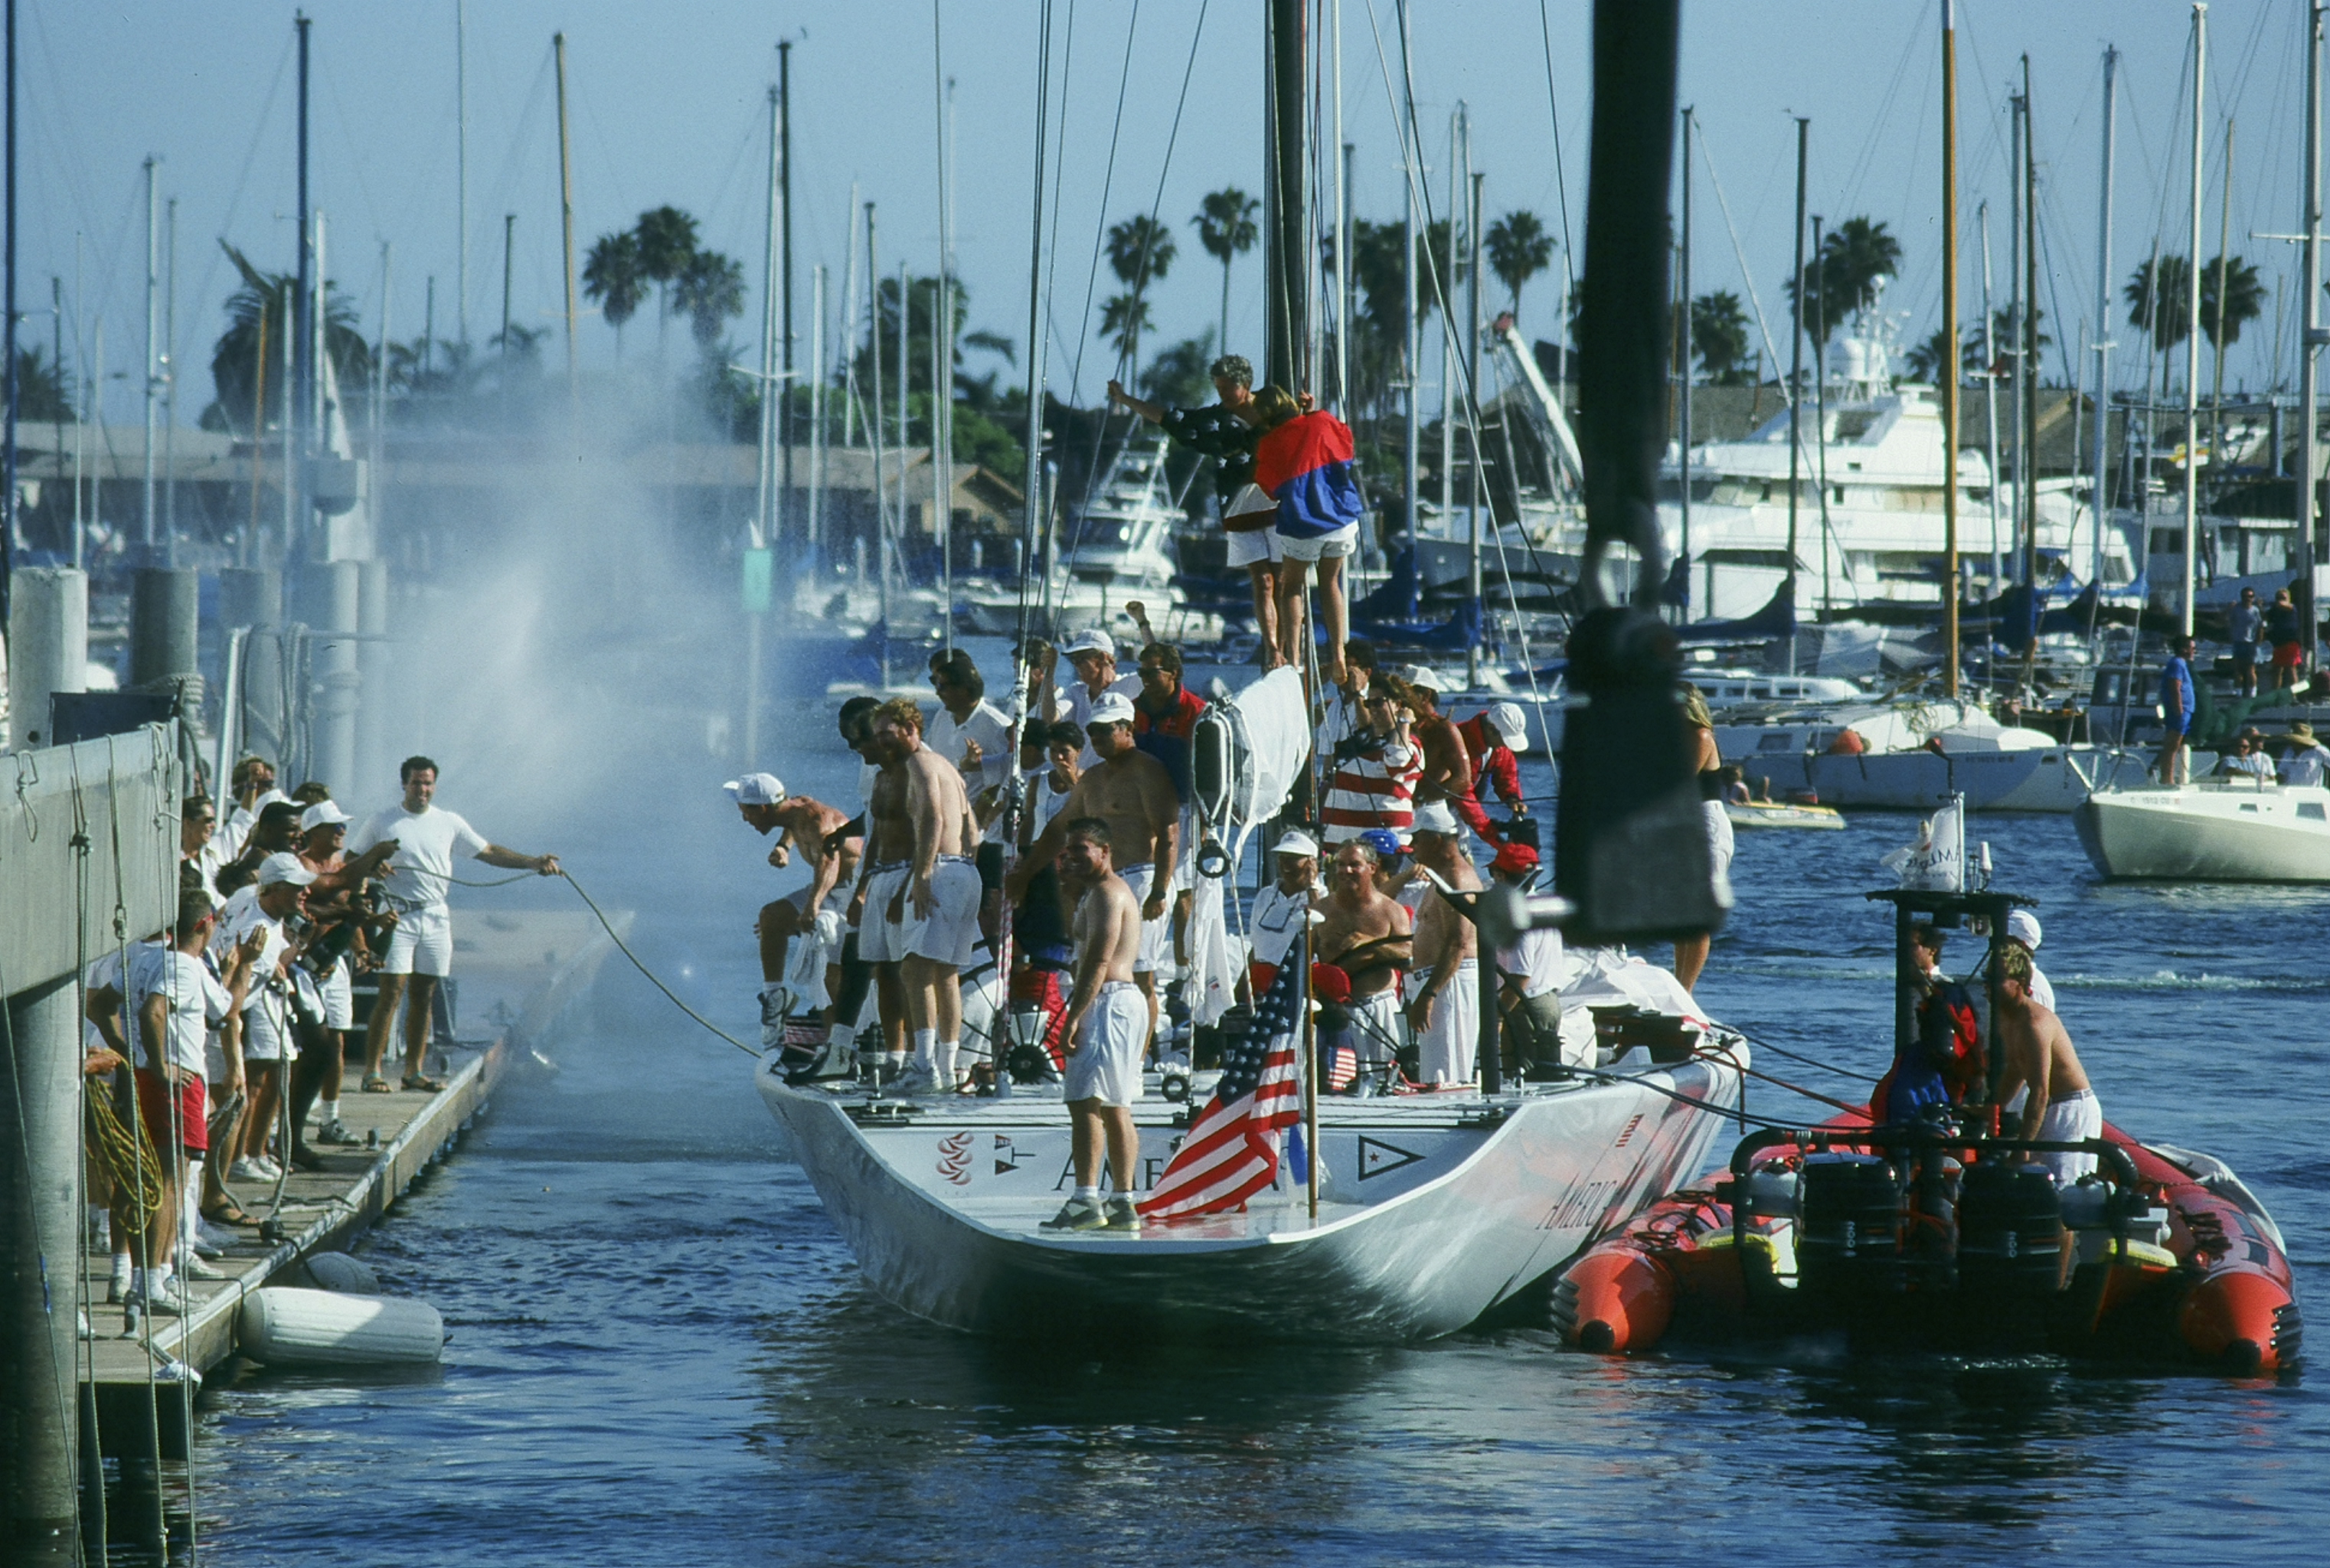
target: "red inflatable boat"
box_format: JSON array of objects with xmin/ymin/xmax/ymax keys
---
[{"xmin": 1553, "ymin": 1109, "xmax": 2299, "ymax": 1375}]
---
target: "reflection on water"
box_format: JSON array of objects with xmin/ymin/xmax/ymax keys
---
[{"xmin": 130, "ymin": 746, "xmax": 2327, "ymax": 1565}]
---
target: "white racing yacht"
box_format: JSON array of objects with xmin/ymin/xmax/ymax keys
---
[
  {"xmin": 2075, "ymin": 776, "xmax": 2330, "ymax": 880},
  {"xmin": 1724, "ymin": 698, "xmax": 2154, "ymax": 812}
]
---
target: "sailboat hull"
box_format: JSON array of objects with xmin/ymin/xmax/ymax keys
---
[
  {"xmin": 757, "ymin": 1052, "xmax": 1740, "ymax": 1342},
  {"xmin": 2074, "ymin": 783, "xmax": 2330, "ymax": 880},
  {"xmin": 1743, "ymin": 745, "xmax": 2152, "ymax": 812}
]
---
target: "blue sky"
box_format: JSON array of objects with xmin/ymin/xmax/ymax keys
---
[{"xmin": 26, "ymin": 1, "xmax": 2319, "ymax": 428}]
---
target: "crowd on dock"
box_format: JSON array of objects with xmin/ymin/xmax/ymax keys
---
[{"xmin": 80, "ymin": 753, "xmax": 557, "ymax": 1322}]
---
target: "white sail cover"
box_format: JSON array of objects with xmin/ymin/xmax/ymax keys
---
[{"xmin": 1883, "ymin": 794, "xmax": 1967, "ymax": 891}]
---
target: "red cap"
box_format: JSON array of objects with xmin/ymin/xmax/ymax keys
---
[
  {"xmin": 1491, "ymin": 841, "xmax": 1540, "ymax": 875},
  {"xmin": 1309, "ymin": 962, "xmax": 1352, "ymax": 1004}
]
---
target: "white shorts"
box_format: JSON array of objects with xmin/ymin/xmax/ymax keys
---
[
  {"xmin": 900, "ymin": 858, "xmax": 984, "ymax": 969},
  {"xmin": 2035, "ymin": 1087, "xmax": 2104, "ymax": 1185},
  {"xmin": 322, "ymin": 956, "xmax": 354, "ymax": 1031},
  {"xmin": 1063, "ymin": 982, "xmax": 1148, "ymax": 1107},
  {"xmin": 1418, "ymin": 960, "xmax": 1480, "ymax": 1085},
  {"xmin": 857, "ymin": 865, "xmax": 913, "ymax": 964},
  {"xmin": 1118, "ymin": 863, "xmax": 1169, "ymax": 975},
  {"xmin": 1225, "ymin": 525, "xmax": 1283, "ymax": 569},
  {"xmin": 241, "ymin": 993, "xmax": 292, "ymax": 1063},
  {"xmin": 1702, "ymin": 799, "xmax": 1736, "ymax": 884},
  {"xmin": 382, "ymin": 903, "xmax": 454, "ymax": 978},
  {"xmin": 1348, "ymin": 989, "xmax": 1405, "ymax": 1069},
  {"xmin": 1278, "ymin": 522, "xmax": 1359, "ymax": 563}
]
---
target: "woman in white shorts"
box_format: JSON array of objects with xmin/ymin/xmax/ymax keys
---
[{"xmin": 1675, "ymin": 685, "xmax": 1731, "ymax": 992}]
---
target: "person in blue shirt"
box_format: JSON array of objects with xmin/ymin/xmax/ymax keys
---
[{"xmin": 2155, "ymin": 634, "xmax": 2198, "ymax": 786}]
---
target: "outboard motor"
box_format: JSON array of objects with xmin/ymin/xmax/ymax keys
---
[
  {"xmin": 1956, "ymin": 1162, "xmax": 2066, "ymax": 1332},
  {"xmin": 1796, "ymin": 1153, "xmax": 1904, "ymax": 1303}
]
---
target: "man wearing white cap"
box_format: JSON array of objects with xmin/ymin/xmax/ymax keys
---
[
  {"xmin": 1315, "ymin": 836, "xmax": 1414, "ymax": 1080},
  {"xmin": 211, "ymin": 851, "xmax": 315, "ymax": 1180},
  {"xmin": 1404, "ymin": 801, "xmax": 1484, "ymax": 1084},
  {"xmin": 348, "ymin": 756, "xmax": 561, "ymax": 1095},
  {"xmin": 2004, "ymin": 909, "xmax": 2055, "ymax": 1013},
  {"xmin": 1007, "ymin": 689, "xmax": 1181, "ymax": 1054},
  {"xmin": 1247, "ymin": 829, "xmax": 1325, "ymax": 993},
  {"xmin": 289, "ymin": 800, "xmax": 396, "ymax": 1152},
  {"xmin": 726, "ymin": 774, "xmax": 861, "ymax": 1053},
  {"xmin": 1044, "ymin": 629, "xmax": 1142, "ymax": 769},
  {"xmin": 1399, "ymin": 667, "xmax": 1476, "ymax": 829},
  {"xmin": 1453, "ymin": 701, "xmax": 1533, "ymax": 846}
]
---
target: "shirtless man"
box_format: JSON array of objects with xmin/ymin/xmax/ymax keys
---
[
  {"xmin": 727, "ymin": 773, "xmax": 861, "ymax": 1047},
  {"xmin": 1005, "ymin": 693, "xmax": 1180, "ymax": 1054},
  {"xmin": 862, "ymin": 698, "xmax": 982, "ymax": 1094},
  {"xmin": 1314, "ymin": 839, "xmax": 1413, "ymax": 1080},
  {"xmin": 1401, "ymin": 668, "xmax": 1475, "ymax": 816},
  {"xmin": 1041, "ymin": 817, "xmax": 1148, "ymax": 1233},
  {"xmin": 1404, "ymin": 802, "xmax": 1484, "ymax": 1084},
  {"xmin": 1996, "ymin": 943, "xmax": 2103, "ymax": 1185}
]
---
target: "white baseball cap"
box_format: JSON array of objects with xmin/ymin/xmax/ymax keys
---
[
  {"xmin": 257, "ymin": 851, "xmax": 319, "ymax": 887},
  {"xmin": 1410, "ymin": 799, "xmax": 1461, "ymax": 837},
  {"xmin": 1085, "ymin": 692, "xmax": 1136, "ymax": 727},
  {"xmin": 723, "ymin": 773, "xmax": 787, "ymax": 807},
  {"xmin": 1404, "ymin": 664, "xmax": 1445, "ymax": 694},
  {"xmin": 1064, "ymin": 629, "xmax": 1116, "ymax": 660},
  {"xmin": 298, "ymin": 801, "xmax": 352, "ymax": 834},
  {"xmin": 1271, "ymin": 829, "xmax": 1320, "ymax": 858},
  {"xmin": 2006, "ymin": 909, "xmax": 2042, "ymax": 950},
  {"xmin": 1485, "ymin": 702, "xmax": 1531, "ymax": 753}
]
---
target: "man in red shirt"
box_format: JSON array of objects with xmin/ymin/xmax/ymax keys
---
[{"xmin": 1452, "ymin": 701, "xmax": 1532, "ymax": 845}]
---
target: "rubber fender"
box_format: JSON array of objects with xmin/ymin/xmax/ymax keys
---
[
  {"xmin": 237, "ymin": 1285, "xmax": 445, "ymax": 1368},
  {"xmin": 1563, "ymin": 1247, "xmax": 1675, "ymax": 1355},
  {"xmin": 2179, "ymin": 1270, "xmax": 2296, "ymax": 1376},
  {"xmin": 304, "ymin": 1251, "xmax": 382, "ymax": 1294}
]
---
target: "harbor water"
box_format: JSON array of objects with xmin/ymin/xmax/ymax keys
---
[{"xmin": 166, "ymin": 737, "xmax": 2328, "ymax": 1564}]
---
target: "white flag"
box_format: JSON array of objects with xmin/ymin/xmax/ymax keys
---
[{"xmin": 1882, "ymin": 795, "xmax": 1966, "ymax": 891}]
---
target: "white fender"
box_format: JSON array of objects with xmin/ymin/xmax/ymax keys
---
[
  {"xmin": 304, "ymin": 1251, "xmax": 382, "ymax": 1294},
  {"xmin": 237, "ymin": 1286, "xmax": 444, "ymax": 1367}
]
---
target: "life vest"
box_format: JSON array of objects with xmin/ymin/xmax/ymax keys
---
[{"xmin": 1871, "ymin": 976, "xmax": 1983, "ymax": 1123}]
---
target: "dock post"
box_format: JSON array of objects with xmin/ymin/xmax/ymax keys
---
[
  {"xmin": 301, "ymin": 560, "xmax": 361, "ymax": 795},
  {"xmin": 358, "ymin": 557, "xmax": 392, "ymax": 798},
  {"xmin": 2, "ymin": 977, "xmax": 86, "ymax": 1564},
  {"xmin": 129, "ymin": 565, "xmax": 199, "ymax": 704},
  {"xmin": 221, "ymin": 566, "xmax": 286, "ymax": 768},
  {"xmin": 2, "ymin": 565, "xmax": 87, "ymax": 750}
]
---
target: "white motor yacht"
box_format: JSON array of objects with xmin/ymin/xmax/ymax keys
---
[
  {"xmin": 956, "ymin": 435, "xmax": 1188, "ymax": 636},
  {"xmin": 1724, "ymin": 699, "xmax": 2153, "ymax": 812},
  {"xmin": 2075, "ymin": 777, "xmax": 2330, "ymax": 880}
]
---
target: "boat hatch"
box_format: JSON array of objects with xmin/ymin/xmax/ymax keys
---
[
  {"xmin": 2240, "ymin": 803, "xmax": 2260, "ymax": 813},
  {"xmin": 2302, "ymin": 803, "xmax": 2327, "ymax": 822}
]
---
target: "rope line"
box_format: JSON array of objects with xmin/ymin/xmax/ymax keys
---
[{"xmin": 558, "ymin": 872, "xmax": 759, "ymax": 1057}]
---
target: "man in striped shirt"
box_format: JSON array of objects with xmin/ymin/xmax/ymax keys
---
[{"xmin": 1321, "ymin": 672, "xmax": 1423, "ymax": 846}]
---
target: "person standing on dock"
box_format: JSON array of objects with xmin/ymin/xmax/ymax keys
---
[
  {"xmin": 1404, "ymin": 802, "xmax": 1483, "ymax": 1085},
  {"xmin": 1005, "ymin": 693, "xmax": 1181, "ymax": 1057},
  {"xmin": 213, "ymin": 853, "xmax": 313, "ymax": 1181},
  {"xmin": 862, "ymin": 701, "xmax": 983, "ymax": 1095},
  {"xmin": 1109, "ymin": 354, "xmax": 1277, "ymax": 663},
  {"xmin": 1042, "ymin": 817, "xmax": 1149, "ymax": 1233},
  {"xmin": 2156, "ymin": 635, "xmax": 2198, "ymax": 785},
  {"xmin": 2264, "ymin": 588, "xmax": 2305, "ymax": 694},
  {"xmin": 1996, "ymin": 944, "xmax": 2103, "ymax": 1186},
  {"xmin": 348, "ymin": 757, "xmax": 563, "ymax": 1095},
  {"xmin": 289, "ymin": 801, "xmax": 395, "ymax": 1158}
]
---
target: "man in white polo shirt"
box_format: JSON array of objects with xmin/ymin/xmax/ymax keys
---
[{"xmin": 348, "ymin": 755, "xmax": 561, "ymax": 1094}]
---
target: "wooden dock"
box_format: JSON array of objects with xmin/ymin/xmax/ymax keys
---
[{"xmin": 83, "ymin": 905, "xmax": 628, "ymax": 1458}]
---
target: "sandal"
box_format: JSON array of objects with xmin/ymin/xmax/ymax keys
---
[
  {"xmin": 361, "ymin": 1073, "xmax": 393, "ymax": 1093},
  {"xmin": 400, "ymin": 1074, "xmax": 447, "ymax": 1093},
  {"xmin": 202, "ymin": 1203, "xmax": 256, "ymax": 1227}
]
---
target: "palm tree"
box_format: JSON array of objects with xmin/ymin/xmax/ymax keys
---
[
  {"xmin": 11, "ymin": 345, "xmax": 73, "ymax": 421},
  {"xmin": 1691, "ymin": 292, "xmax": 1751, "ymax": 384},
  {"xmin": 1192, "ymin": 188, "xmax": 1259, "ymax": 354},
  {"xmin": 583, "ymin": 230, "xmax": 646, "ymax": 355},
  {"xmin": 1105, "ymin": 214, "xmax": 1176, "ymax": 373},
  {"xmin": 1100, "ymin": 292, "xmax": 1154, "ymax": 367},
  {"xmin": 2126, "ymin": 255, "xmax": 2193, "ymax": 354},
  {"xmin": 675, "ymin": 250, "xmax": 747, "ymax": 351},
  {"xmin": 632, "ymin": 205, "xmax": 701, "ymax": 351},
  {"xmin": 1485, "ymin": 211, "xmax": 1555, "ymax": 318},
  {"xmin": 207, "ymin": 242, "xmax": 371, "ymax": 437},
  {"xmin": 1789, "ymin": 217, "xmax": 1902, "ymax": 342},
  {"xmin": 2199, "ymin": 253, "xmax": 2264, "ymax": 347}
]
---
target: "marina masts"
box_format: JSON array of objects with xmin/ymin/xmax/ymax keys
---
[
  {"xmin": 2090, "ymin": 47, "xmax": 2119, "ymax": 588},
  {"xmin": 555, "ymin": 33, "xmax": 578, "ymax": 403},
  {"xmin": 2, "ymin": 0, "xmax": 15, "ymax": 629},
  {"xmin": 142, "ymin": 154, "xmax": 158, "ymax": 552},
  {"xmin": 1942, "ymin": 0, "xmax": 1962, "ymax": 695},
  {"xmin": 295, "ymin": 11, "xmax": 312, "ymax": 557},
  {"xmin": 1679, "ymin": 106, "xmax": 1692, "ymax": 602},
  {"xmin": 2302, "ymin": 5, "xmax": 2323, "ymax": 662},
  {"xmin": 1787, "ymin": 116, "xmax": 1807, "ymax": 671},
  {"xmin": 779, "ymin": 41, "xmax": 795, "ymax": 553},
  {"xmin": 2021, "ymin": 55, "xmax": 2040, "ymax": 678},
  {"xmin": 1266, "ymin": 0, "xmax": 1309, "ymax": 392},
  {"xmin": 2184, "ymin": 5, "xmax": 2207, "ymax": 638},
  {"xmin": 756, "ymin": 84, "xmax": 779, "ymax": 552},
  {"xmin": 1397, "ymin": 1, "xmax": 1419, "ymax": 616}
]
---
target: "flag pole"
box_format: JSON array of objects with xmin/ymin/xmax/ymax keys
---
[{"xmin": 1301, "ymin": 918, "xmax": 1319, "ymax": 1220}]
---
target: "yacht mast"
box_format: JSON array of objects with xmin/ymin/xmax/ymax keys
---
[
  {"xmin": 1398, "ymin": 1, "xmax": 1420, "ymax": 618},
  {"xmin": 2021, "ymin": 55, "xmax": 2041, "ymax": 681},
  {"xmin": 1679, "ymin": 106, "xmax": 1692, "ymax": 608},
  {"xmin": 555, "ymin": 33, "xmax": 577, "ymax": 406},
  {"xmin": 2182, "ymin": 5, "xmax": 2207, "ymax": 638},
  {"xmin": 1787, "ymin": 116, "xmax": 1807, "ymax": 674},
  {"xmin": 2090, "ymin": 47, "xmax": 2118, "ymax": 591},
  {"xmin": 2301, "ymin": 5, "xmax": 2322, "ymax": 663},
  {"xmin": 1941, "ymin": 0, "xmax": 1962, "ymax": 696},
  {"xmin": 1980, "ymin": 201, "xmax": 2002, "ymax": 593}
]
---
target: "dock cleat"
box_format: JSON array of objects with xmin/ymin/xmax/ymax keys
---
[
  {"xmin": 1040, "ymin": 1197, "xmax": 1107, "ymax": 1232},
  {"xmin": 1103, "ymin": 1197, "xmax": 1142, "ymax": 1233}
]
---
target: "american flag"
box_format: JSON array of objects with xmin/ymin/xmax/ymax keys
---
[{"xmin": 1139, "ymin": 957, "xmax": 1306, "ymax": 1220}]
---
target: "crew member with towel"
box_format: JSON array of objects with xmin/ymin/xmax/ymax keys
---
[{"xmin": 1251, "ymin": 384, "xmax": 1366, "ymax": 677}]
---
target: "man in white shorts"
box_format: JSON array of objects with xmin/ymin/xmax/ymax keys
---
[
  {"xmin": 1043, "ymin": 817, "xmax": 1148, "ymax": 1233},
  {"xmin": 211, "ymin": 852, "xmax": 312, "ymax": 1180},
  {"xmin": 862, "ymin": 700, "xmax": 982, "ymax": 1095},
  {"xmin": 1405, "ymin": 802, "xmax": 1484, "ymax": 1085},
  {"xmin": 348, "ymin": 756, "xmax": 560, "ymax": 1094},
  {"xmin": 1998, "ymin": 944, "xmax": 2104, "ymax": 1185},
  {"xmin": 289, "ymin": 799, "xmax": 394, "ymax": 1155},
  {"xmin": 1005, "ymin": 692, "xmax": 1181, "ymax": 1058},
  {"xmin": 1252, "ymin": 387, "xmax": 1366, "ymax": 677}
]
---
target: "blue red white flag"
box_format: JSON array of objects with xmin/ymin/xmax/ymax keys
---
[{"xmin": 1139, "ymin": 959, "xmax": 1305, "ymax": 1220}]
